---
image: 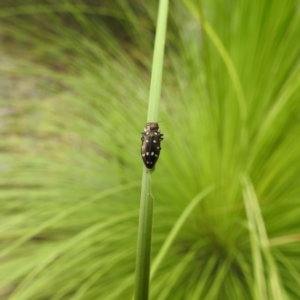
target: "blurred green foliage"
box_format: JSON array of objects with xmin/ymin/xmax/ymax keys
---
[{"xmin": 0, "ymin": 0, "xmax": 300, "ymax": 299}]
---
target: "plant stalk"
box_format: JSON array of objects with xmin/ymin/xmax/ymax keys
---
[{"xmin": 134, "ymin": 0, "xmax": 169, "ymax": 299}]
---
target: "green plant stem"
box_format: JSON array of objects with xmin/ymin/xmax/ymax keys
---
[
  {"xmin": 147, "ymin": 0, "xmax": 169, "ymax": 122},
  {"xmin": 134, "ymin": 170, "xmax": 153, "ymax": 300},
  {"xmin": 134, "ymin": 1, "xmax": 169, "ymax": 299}
]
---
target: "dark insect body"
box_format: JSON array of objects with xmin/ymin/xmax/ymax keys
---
[{"xmin": 141, "ymin": 122, "xmax": 163, "ymax": 170}]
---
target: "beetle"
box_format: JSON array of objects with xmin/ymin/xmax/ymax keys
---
[{"xmin": 141, "ymin": 122, "xmax": 163, "ymax": 170}]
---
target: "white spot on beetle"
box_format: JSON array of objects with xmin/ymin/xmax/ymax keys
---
[
  {"xmin": 142, "ymin": 154, "xmax": 145, "ymax": 157},
  {"xmin": 151, "ymin": 152, "xmax": 154, "ymax": 156},
  {"xmin": 146, "ymin": 152, "xmax": 149, "ymax": 155},
  {"xmin": 153, "ymin": 140, "xmax": 157, "ymax": 143},
  {"xmin": 155, "ymin": 154, "xmax": 158, "ymax": 157}
]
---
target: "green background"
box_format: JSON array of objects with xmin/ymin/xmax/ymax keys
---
[{"xmin": 0, "ymin": 1, "xmax": 300, "ymax": 299}]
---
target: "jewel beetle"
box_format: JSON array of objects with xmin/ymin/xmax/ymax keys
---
[{"xmin": 141, "ymin": 122, "xmax": 163, "ymax": 169}]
